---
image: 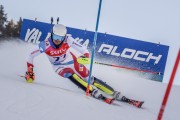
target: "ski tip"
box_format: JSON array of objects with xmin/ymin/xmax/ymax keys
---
[
  {"xmin": 137, "ymin": 101, "xmax": 144, "ymax": 108},
  {"xmin": 104, "ymin": 98, "xmax": 115, "ymax": 104}
]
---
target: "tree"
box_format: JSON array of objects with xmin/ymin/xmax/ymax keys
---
[
  {"xmin": 0, "ymin": 5, "xmax": 22, "ymax": 39},
  {"xmin": 5, "ymin": 19, "xmax": 15, "ymax": 37},
  {"xmin": 13, "ymin": 17, "xmax": 22, "ymax": 37},
  {"xmin": 0, "ymin": 5, "xmax": 7, "ymax": 37}
]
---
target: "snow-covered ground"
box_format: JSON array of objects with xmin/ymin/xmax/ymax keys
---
[{"xmin": 0, "ymin": 39, "xmax": 179, "ymax": 120}]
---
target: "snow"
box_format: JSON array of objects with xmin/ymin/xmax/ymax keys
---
[{"xmin": 0, "ymin": 39, "xmax": 180, "ymax": 120}]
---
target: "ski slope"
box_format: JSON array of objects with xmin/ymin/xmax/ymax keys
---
[{"xmin": 0, "ymin": 39, "xmax": 179, "ymax": 120}]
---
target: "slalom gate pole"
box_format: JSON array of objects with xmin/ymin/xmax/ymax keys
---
[
  {"xmin": 157, "ymin": 49, "xmax": 180, "ymax": 120},
  {"xmin": 86, "ymin": 0, "xmax": 103, "ymax": 96}
]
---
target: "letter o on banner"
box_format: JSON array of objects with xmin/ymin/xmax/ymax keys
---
[{"xmin": 121, "ymin": 48, "xmax": 136, "ymax": 59}]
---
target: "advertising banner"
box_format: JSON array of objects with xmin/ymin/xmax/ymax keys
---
[{"xmin": 20, "ymin": 19, "xmax": 169, "ymax": 82}]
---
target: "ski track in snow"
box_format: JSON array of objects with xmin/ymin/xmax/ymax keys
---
[{"xmin": 0, "ymin": 39, "xmax": 180, "ymax": 120}]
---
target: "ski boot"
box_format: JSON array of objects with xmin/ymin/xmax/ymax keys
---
[
  {"xmin": 91, "ymin": 89, "xmax": 114, "ymax": 104},
  {"xmin": 91, "ymin": 89, "xmax": 103, "ymax": 99},
  {"xmin": 113, "ymin": 91, "xmax": 122, "ymax": 101}
]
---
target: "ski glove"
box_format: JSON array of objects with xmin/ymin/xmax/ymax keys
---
[{"xmin": 25, "ymin": 63, "xmax": 35, "ymax": 83}]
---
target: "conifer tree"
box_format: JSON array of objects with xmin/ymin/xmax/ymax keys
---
[
  {"xmin": 5, "ymin": 19, "xmax": 15, "ymax": 37},
  {"xmin": 13, "ymin": 17, "xmax": 22, "ymax": 37},
  {"xmin": 0, "ymin": 5, "xmax": 7, "ymax": 38}
]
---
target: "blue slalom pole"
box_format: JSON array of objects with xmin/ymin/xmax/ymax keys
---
[{"xmin": 86, "ymin": 0, "xmax": 103, "ymax": 96}]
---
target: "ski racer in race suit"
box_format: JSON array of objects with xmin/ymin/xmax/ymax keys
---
[{"xmin": 25, "ymin": 24, "xmax": 140, "ymax": 105}]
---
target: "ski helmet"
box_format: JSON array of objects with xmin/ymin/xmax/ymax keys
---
[{"xmin": 51, "ymin": 24, "xmax": 67, "ymax": 41}]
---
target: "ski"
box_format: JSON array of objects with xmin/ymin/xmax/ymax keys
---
[
  {"xmin": 128, "ymin": 99, "xmax": 144, "ymax": 108},
  {"xmin": 102, "ymin": 96, "xmax": 115, "ymax": 104},
  {"xmin": 102, "ymin": 96, "xmax": 144, "ymax": 108},
  {"xmin": 115, "ymin": 96, "xmax": 144, "ymax": 108}
]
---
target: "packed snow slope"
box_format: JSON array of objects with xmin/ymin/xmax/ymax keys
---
[{"xmin": 0, "ymin": 39, "xmax": 179, "ymax": 120}]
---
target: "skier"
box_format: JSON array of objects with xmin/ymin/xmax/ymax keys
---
[{"xmin": 25, "ymin": 24, "xmax": 143, "ymax": 107}]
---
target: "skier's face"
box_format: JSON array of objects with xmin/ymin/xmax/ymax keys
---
[
  {"xmin": 53, "ymin": 40, "xmax": 61, "ymax": 45},
  {"xmin": 52, "ymin": 33, "xmax": 65, "ymax": 45}
]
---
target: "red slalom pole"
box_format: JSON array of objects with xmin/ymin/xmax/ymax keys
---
[{"xmin": 157, "ymin": 49, "xmax": 180, "ymax": 120}]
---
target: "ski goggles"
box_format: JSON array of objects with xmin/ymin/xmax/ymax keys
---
[{"xmin": 52, "ymin": 34, "xmax": 65, "ymax": 41}]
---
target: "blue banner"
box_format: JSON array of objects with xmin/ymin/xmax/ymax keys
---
[{"xmin": 20, "ymin": 19, "xmax": 169, "ymax": 82}]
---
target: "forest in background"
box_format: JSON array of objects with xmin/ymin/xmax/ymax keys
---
[{"xmin": 0, "ymin": 5, "xmax": 22, "ymax": 40}]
